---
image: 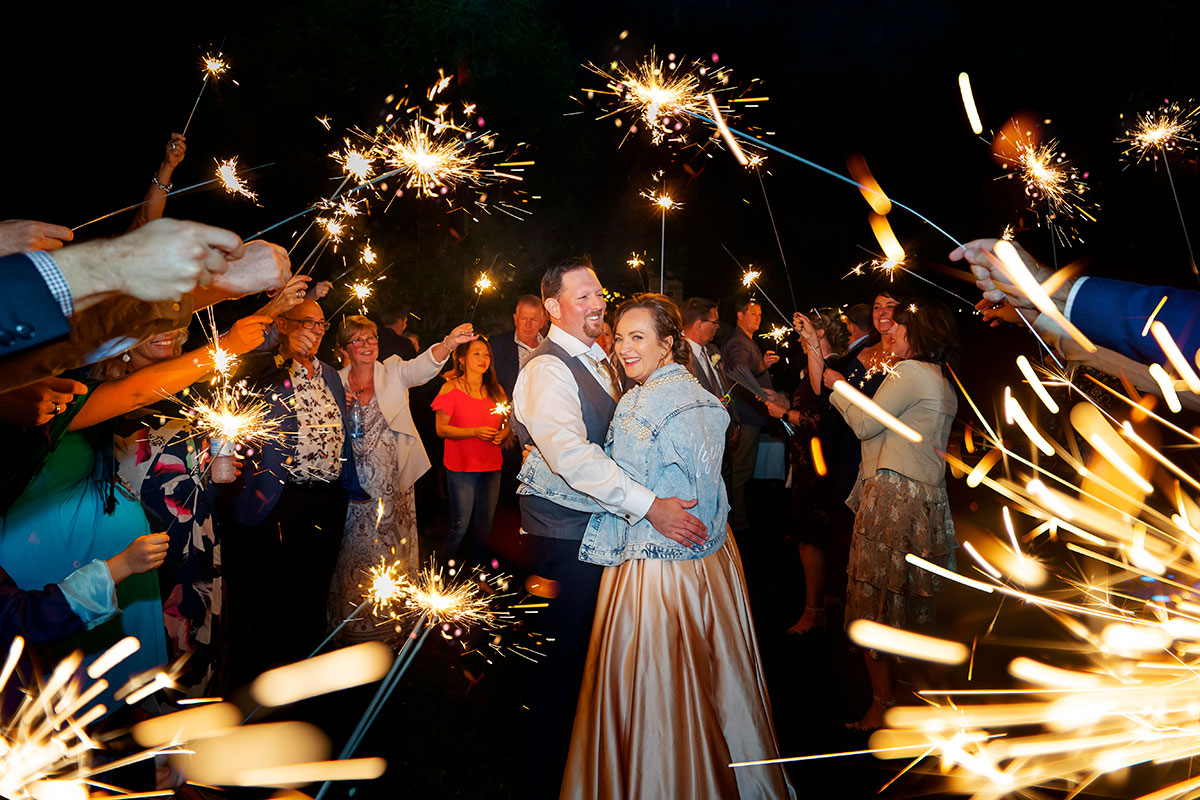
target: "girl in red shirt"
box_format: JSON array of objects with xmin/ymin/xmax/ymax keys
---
[{"xmin": 432, "ymin": 338, "xmax": 509, "ymax": 562}]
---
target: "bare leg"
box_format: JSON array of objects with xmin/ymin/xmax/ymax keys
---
[
  {"xmin": 849, "ymin": 651, "xmax": 895, "ymax": 731},
  {"xmin": 788, "ymin": 544, "xmax": 827, "ymax": 634}
]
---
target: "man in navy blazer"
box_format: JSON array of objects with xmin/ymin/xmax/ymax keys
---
[
  {"xmin": 490, "ymin": 294, "xmax": 546, "ymax": 401},
  {"xmin": 954, "ymin": 238, "xmax": 1200, "ymax": 367},
  {"xmin": 221, "ymin": 298, "xmax": 366, "ymax": 687}
]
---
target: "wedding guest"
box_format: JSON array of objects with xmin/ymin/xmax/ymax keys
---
[
  {"xmin": 828, "ymin": 299, "xmax": 960, "ymax": 731},
  {"xmin": 720, "ymin": 298, "xmax": 779, "ymax": 532},
  {"xmin": 326, "ymin": 315, "xmax": 477, "ymax": 645},
  {"xmin": 594, "ymin": 315, "xmax": 614, "ymax": 357},
  {"xmin": 491, "ymin": 294, "xmax": 546, "ymax": 401},
  {"xmin": 222, "ymin": 299, "xmax": 366, "ymax": 683},
  {"xmin": 0, "ymin": 314, "xmax": 269, "ymax": 711},
  {"xmin": 377, "ymin": 301, "xmax": 418, "ymax": 361},
  {"xmin": 562, "ymin": 294, "xmax": 794, "ymax": 799},
  {"xmin": 433, "ymin": 337, "xmax": 508, "ymax": 562},
  {"xmin": 129, "ymin": 133, "xmax": 188, "ymax": 231},
  {"xmin": 768, "ymin": 307, "xmax": 849, "ymax": 634}
]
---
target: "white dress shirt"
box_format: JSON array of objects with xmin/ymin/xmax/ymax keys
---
[
  {"xmin": 513, "ymin": 325, "xmax": 655, "ymax": 522},
  {"xmin": 688, "ymin": 338, "xmax": 721, "ymax": 392},
  {"xmin": 515, "ymin": 331, "xmax": 544, "ymax": 370}
]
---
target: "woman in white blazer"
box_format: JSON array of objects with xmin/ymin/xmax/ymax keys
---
[{"xmin": 326, "ymin": 314, "xmax": 476, "ymax": 644}]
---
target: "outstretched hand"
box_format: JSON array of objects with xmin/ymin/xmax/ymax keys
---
[
  {"xmin": 0, "ymin": 219, "xmax": 73, "ymax": 256},
  {"xmin": 645, "ymin": 496, "xmax": 708, "ymax": 548},
  {"xmin": 162, "ymin": 133, "xmax": 187, "ymax": 169},
  {"xmin": 107, "ymin": 533, "xmax": 170, "ymax": 584},
  {"xmin": 950, "ymin": 238, "xmax": 1057, "ymax": 311}
]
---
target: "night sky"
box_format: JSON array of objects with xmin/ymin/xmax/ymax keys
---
[{"xmin": 5, "ymin": 0, "xmax": 1200, "ymax": 337}]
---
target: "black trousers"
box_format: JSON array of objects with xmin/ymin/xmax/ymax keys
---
[
  {"xmin": 221, "ymin": 481, "xmax": 349, "ymax": 691},
  {"xmin": 519, "ymin": 533, "xmax": 604, "ymax": 800}
]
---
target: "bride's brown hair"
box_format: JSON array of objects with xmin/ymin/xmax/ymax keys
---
[{"xmin": 614, "ymin": 293, "xmax": 693, "ymax": 376}]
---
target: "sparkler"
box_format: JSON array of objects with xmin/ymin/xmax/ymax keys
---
[
  {"xmin": 1119, "ymin": 101, "xmax": 1200, "ymax": 282},
  {"xmin": 996, "ymin": 132, "xmax": 1096, "ymax": 249},
  {"xmin": 957, "ymin": 72, "xmax": 984, "ymax": 135},
  {"xmin": 349, "ymin": 281, "xmax": 372, "ymax": 313},
  {"xmin": 491, "ymin": 401, "xmax": 512, "ymax": 419},
  {"xmin": 739, "ymin": 268, "xmax": 789, "ymax": 323},
  {"xmin": 215, "ymin": 157, "xmax": 258, "ymax": 202},
  {"xmin": 627, "ymin": 251, "xmax": 648, "ymax": 291},
  {"xmin": 382, "ymin": 118, "xmax": 484, "ymax": 198},
  {"xmin": 332, "ymin": 140, "xmax": 376, "ymax": 183},
  {"xmin": 640, "ymin": 188, "xmax": 680, "ymax": 292},
  {"xmin": 585, "ymin": 48, "xmax": 733, "ymax": 146},
  {"xmin": 469, "ymin": 272, "xmax": 494, "ymax": 322},
  {"xmin": 183, "ymin": 52, "xmax": 228, "ymax": 135}
]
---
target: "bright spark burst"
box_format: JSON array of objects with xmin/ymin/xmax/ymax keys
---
[
  {"xmin": 1119, "ymin": 101, "xmax": 1200, "ymax": 164},
  {"xmin": 361, "ymin": 244, "xmax": 377, "ymax": 265},
  {"xmin": 742, "ymin": 270, "xmax": 760, "ymax": 288},
  {"xmin": 201, "ymin": 54, "xmax": 228, "ymax": 78},
  {"xmin": 760, "ymin": 324, "xmax": 790, "ymax": 345},
  {"xmin": 317, "ymin": 217, "xmax": 345, "ymax": 242},
  {"xmin": 215, "ymin": 157, "xmax": 257, "ymax": 201},
  {"xmin": 474, "ymin": 274, "xmax": 494, "ymax": 293},
  {"xmin": 627, "ymin": 252, "xmax": 644, "ymax": 269},
  {"xmin": 350, "ymin": 282, "xmax": 372, "ymax": 303},
  {"xmin": 491, "ymin": 401, "xmax": 511, "ymax": 418},
  {"xmin": 586, "ymin": 48, "xmax": 732, "ymax": 145},
  {"xmin": 384, "ymin": 119, "xmax": 482, "ymax": 198},
  {"xmin": 189, "ymin": 389, "xmax": 279, "ymax": 447},
  {"xmin": 332, "ymin": 140, "xmax": 376, "ymax": 182},
  {"xmin": 997, "ymin": 134, "xmax": 1095, "ymax": 242},
  {"xmin": 210, "ymin": 345, "xmax": 237, "ymax": 378},
  {"xmin": 641, "ymin": 188, "xmax": 680, "ymax": 211},
  {"xmin": 365, "ymin": 558, "xmax": 409, "ymax": 618}
]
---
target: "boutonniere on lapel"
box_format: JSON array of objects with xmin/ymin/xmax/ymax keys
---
[{"xmin": 709, "ymin": 353, "xmax": 721, "ymax": 368}]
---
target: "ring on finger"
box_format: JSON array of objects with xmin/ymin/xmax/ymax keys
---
[{"xmin": 52, "ymin": 402, "xmax": 61, "ymax": 414}]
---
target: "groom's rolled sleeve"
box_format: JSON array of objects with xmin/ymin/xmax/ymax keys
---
[{"xmin": 514, "ymin": 357, "xmax": 655, "ymax": 523}]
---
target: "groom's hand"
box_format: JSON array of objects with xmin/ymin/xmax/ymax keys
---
[{"xmin": 646, "ymin": 497, "xmax": 707, "ymax": 548}]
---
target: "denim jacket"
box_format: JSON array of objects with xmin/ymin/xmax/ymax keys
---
[{"xmin": 577, "ymin": 363, "xmax": 731, "ymax": 566}]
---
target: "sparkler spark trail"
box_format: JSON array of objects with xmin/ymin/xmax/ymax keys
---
[
  {"xmin": 585, "ymin": 48, "xmax": 734, "ymax": 146},
  {"xmin": 183, "ymin": 52, "xmax": 229, "ymax": 135},
  {"xmin": 996, "ymin": 132, "xmax": 1096, "ymax": 246},
  {"xmin": 642, "ymin": 189, "xmax": 680, "ymax": 292},
  {"xmin": 383, "ymin": 118, "xmax": 483, "ymax": 198},
  {"xmin": 332, "ymin": 140, "xmax": 376, "ymax": 182},
  {"xmin": 215, "ymin": 157, "xmax": 257, "ymax": 201},
  {"xmin": 957, "ymin": 72, "xmax": 984, "ymax": 135}
]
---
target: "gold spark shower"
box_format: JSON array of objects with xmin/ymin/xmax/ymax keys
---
[
  {"xmin": 215, "ymin": 157, "xmax": 257, "ymax": 201},
  {"xmin": 201, "ymin": 54, "xmax": 228, "ymax": 78},
  {"xmin": 996, "ymin": 131, "xmax": 1096, "ymax": 244},
  {"xmin": 383, "ymin": 119, "xmax": 483, "ymax": 198},
  {"xmin": 332, "ymin": 140, "xmax": 376, "ymax": 182},
  {"xmin": 1118, "ymin": 101, "xmax": 1200, "ymax": 164}
]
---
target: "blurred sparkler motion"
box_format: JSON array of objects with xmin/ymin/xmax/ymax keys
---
[
  {"xmin": 1119, "ymin": 101, "xmax": 1200, "ymax": 282},
  {"xmin": 733, "ymin": 336, "xmax": 1200, "ymax": 798}
]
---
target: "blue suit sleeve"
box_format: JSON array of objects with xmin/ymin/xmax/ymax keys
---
[
  {"xmin": 0, "ymin": 253, "xmax": 71, "ymax": 360},
  {"xmin": 0, "ymin": 565, "xmax": 86, "ymax": 646},
  {"xmin": 1069, "ymin": 277, "xmax": 1200, "ymax": 366}
]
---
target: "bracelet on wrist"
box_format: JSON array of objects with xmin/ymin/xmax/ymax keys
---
[{"xmin": 151, "ymin": 176, "xmax": 173, "ymax": 192}]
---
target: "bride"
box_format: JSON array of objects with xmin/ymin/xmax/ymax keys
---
[{"xmin": 559, "ymin": 294, "xmax": 794, "ymax": 800}]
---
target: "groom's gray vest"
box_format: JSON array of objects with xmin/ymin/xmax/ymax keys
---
[{"xmin": 512, "ymin": 337, "xmax": 617, "ymax": 540}]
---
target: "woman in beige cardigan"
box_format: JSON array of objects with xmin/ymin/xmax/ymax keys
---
[
  {"xmin": 827, "ymin": 299, "xmax": 960, "ymax": 732},
  {"xmin": 327, "ymin": 315, "xmax": 476, "ymax": 644}
]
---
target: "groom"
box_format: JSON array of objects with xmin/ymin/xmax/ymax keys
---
[{"xmin": 512, "ymin": 256, "xmax": 709, "ymax": 798}]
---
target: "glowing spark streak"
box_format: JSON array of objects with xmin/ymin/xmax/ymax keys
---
[
  {"xmin": 846, "ymin": 154, "xmax": 892, "ymax": 215},
  {"xmin": 491, "ymin": 402, "xmax": 511, "ymax": 418},
  {"xmin": 741, "ymin": 270, "xmax": 760, "ymax": 287},
  {"xmin": 809, "ymin": 437, "xmax": 827, "ymax": 477},
  {"xmin": 847, "ymin": 619, "xmax": 969, "ymax": 665},
  {"xmin": 833, "ymin": 380, "xmax": 921, "ymax": 443},
  {"xmin": 958, "ymin": 72, "xmax": 984, "ymax": 134},
  {"xmin": 1082, "ymin": 374, "xmax": 1200, "ymax": 445},
  {"xmin": 993, "ymin": 240, "xmax": 1096, "ymax": 352},
  {"xmin": 1085, "ymin": 434, "xmax": 1154, "ymax": 495},
  {"xmin": 237, "ymin": 758, "xmax": 387, "ymax": 786},
  {"xmin": 868, "ymin": 213, "xmax": 905, "ymax": 262},
  {"xmin": 1004, "ymin": 392, "xmax": 1055, "ymax": 456},
  {"xmin": 1001, "ymin": 507, "xmax": 1024, "ymax": 563},
  {"xmin": 905, "ymin": 554, "xmax": 993, "ymax": 594},
  {"xmin": 729, "ymin": 744, "xmax": 939, "ymax": 768},
  {"xmin": 706, "ymin": 93, "xmax": 748, "ymax": 165},
  {"xmin": 250, "ymin": 643, "xmax": 391, "ymax": 707},
  {"xmin": 1016, "ymin": 355, "xmax": 1059, "ymax": 414},
  {"xmin": 86, "ymin": 637, "xmax": 140, "ymax": 680},
  {"xmin": 215, "ymin": 158, "xmax": 257, "ymax": 201},
  {"xmin": 1148, "ymin": 364, "xmax": 1184, "ymax": 412},
  {"xmin": 1141, "ymin": 295, "xmax": 1169, "ymax": 337},
  {"xmin": 1150, "ymin": 321, "xmax": 1200, "ymax": 393},
  {"xmin": 961, "ymin": 540, "xmax": 1004, "ymax": 580},
  {"xmin": 494, "ymin": 160, "xmax": 536, "ymax": 167},
  {"xmin": 1120, "ymin": 422, "xmax": 1200, "ymax": 495},
  {"xmin": 361, "ymin": 244, "xmax": 376, "ymax": 265}
]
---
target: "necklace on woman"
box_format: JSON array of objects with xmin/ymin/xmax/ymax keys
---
[
  {"xmin": 458, "ymin": 378, "xmax": 483, "ymax": 398},
  {"xmin": 348, "ymin": 372, "xmax": 374, "ymax": 396}
]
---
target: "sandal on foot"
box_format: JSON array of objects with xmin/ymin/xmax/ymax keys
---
[{"xmin": 787, "ymin": 607, "xmax": 827, "ymax": 635}]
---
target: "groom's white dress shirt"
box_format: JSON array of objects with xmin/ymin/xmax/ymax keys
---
[{"xmin": 513, "ymin": 324, "xmax": 655, "ymax": 523}]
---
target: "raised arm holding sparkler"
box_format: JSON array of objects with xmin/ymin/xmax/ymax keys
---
[{"xmin": 129, "ymin": 133, "xmax": 187, "ymax": 231}]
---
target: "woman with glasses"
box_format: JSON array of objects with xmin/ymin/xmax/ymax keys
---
[
  {"xmin": 329, "ymin": 314, "xmax": 475, "ymax": 645},
  {"xmin": 432, "ymin": 337, "xmax": 510, "ymax": 564}
]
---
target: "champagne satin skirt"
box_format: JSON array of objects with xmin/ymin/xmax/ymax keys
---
[{"xmin": 561, "ymin": 531, "xmax": 796, "ymax": 799}]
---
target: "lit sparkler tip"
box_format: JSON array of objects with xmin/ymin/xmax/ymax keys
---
[
  {"xmin": 215, "ymin": 157, "xmax": 257, "ymax": 201},
  {"xmin": 361, "ymin": 244, "xmax": 377, "ymax": 265},
  {"xmin": 491, "ymin": 401, "xmax": 511, "ymax": 418},
  {"xmin": 474, "ymin": 274, "xmax": 494, "ymax": 293},
  {"xmin": 761, "ymin": 324, "xmax": 790, "ymax": 344},
  {"xmin": 1119, "ymin": 101, "xmax": 1199, "ymax": 163},
  {"xmin": 350, "ymin": 282, "xmax": 373, "ymax": 302},
  {"xmin": 741, "ymin": 270, "xmax": 760, "ymax": 287},
  {"xmin": 627, "ymin": 252, "xmax": 644, "ymax": 269},
  {"xmin": 317, "ymin": 217, "xmax": 346, "ymax": 242},
  {"xmin": 333, "ymin": 141, "xmax": 376, "ymax": 183},
  {"xmin": 201, "ymin": 54, "xmax": 229, "ymax": 78}
]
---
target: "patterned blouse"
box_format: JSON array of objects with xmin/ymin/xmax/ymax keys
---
[{"xmin": 288, "ymin": 360, "xmax": 345, "ymax": 483}]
